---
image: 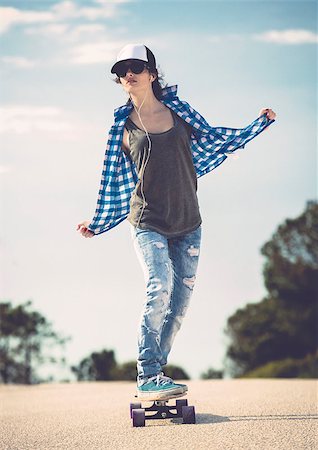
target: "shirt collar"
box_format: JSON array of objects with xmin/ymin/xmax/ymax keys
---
[{"xmin": 113, "ymin": 84, "xmax": 178, "ymax": 121}]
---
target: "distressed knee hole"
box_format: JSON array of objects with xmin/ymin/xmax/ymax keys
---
[
  {"xmin": 157, "ymin": 292, "xmax": 169, "ymax": 313},
  {"xmin": 183, "ymin": 276, "xmax": 196, "ymax": 290},
  {"xmin": 162, "ymin": 290, "xmax": 169, "ymax": 299},
  {"xmin": 154, "ymin": 242, "xmax": 165, "ymax": 249},
  {"xmin": 187, "ymin": 245, "xmax": 200, "ymax": 257},
  {"xmin": 148, "ymin": 277, "xmax": 162, "ymax": 292}
]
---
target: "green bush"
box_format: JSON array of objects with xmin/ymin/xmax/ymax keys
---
[
  {"xmin": 111, "ymin": 362, "xmax": 190, "ymax": 381},
  {"xmin": 162, "ymin": 364, "xmax": 190, "ymax": 380},
  {"xmin": 200, "ymin": 367, "xmax": 224, "ymax": 379},
  {"xmin": 242, "ymin": 351, "xmax": 318, "ymax": 378}
]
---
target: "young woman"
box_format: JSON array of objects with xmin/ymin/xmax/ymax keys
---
[{"xmin": 77, "ymin": 43, "xmax": 276, "ymax": 400}]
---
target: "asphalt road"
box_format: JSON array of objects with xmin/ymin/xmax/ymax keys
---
[{"xmin": 1, "ymin": 379, "xmax": 317, "ymax": 450}]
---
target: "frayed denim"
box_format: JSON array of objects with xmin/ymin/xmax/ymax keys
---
[{"xmin": 130, "ymin": 224, "xmax": 202, "ymax": 385}]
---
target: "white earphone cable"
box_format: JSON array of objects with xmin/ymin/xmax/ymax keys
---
[{"xmin": 129, "ymin": 78, "xmax": 153, "ymax": 228}]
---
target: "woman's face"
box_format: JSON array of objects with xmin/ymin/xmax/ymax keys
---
[{"xmin": 119, "ymin": 60, "xmax": 154, "ymax": 95}]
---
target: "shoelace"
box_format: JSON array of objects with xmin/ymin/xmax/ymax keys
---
[{"xmin": 148, "ymin": 371, "xmax": 174, "ymax": 386}]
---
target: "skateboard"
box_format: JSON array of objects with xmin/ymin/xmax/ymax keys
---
[{"xmin": 130, "ymin": 391, "xmax": 196, "ymax": 427}]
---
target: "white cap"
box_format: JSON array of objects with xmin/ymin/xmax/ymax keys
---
[{"xmin": 111, "ymin": 43, "xmax": 156, "ymax": 74}]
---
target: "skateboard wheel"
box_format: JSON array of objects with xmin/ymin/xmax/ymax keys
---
[
  {"xmin": 182, "ymin": 405, "xmax": 196, "ymax": 424},
  {"xmin": 132, "ymin": 408, "xmax": 145, "ymax": 427},
  {"xmin": 130, "ymin": 402, "xmax": 142, "ymax": 419},
  {"xmin": 176, "ymin": 399, "xmax": 188, "ymax": 415}
]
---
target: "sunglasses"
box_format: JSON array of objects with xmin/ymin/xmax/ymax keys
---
[{"xmin": 115, "ymin": 61, "xmax": 149, "ymax": 78}]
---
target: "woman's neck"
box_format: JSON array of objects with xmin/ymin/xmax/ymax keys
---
[{"xmin": 129, "ymin": 88, "xmax": 162, "ymax": 114}]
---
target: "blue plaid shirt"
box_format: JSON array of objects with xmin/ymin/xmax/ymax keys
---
[{"xmin": 88, "ymin": 84, "xmax": 275, "ymax": 235}]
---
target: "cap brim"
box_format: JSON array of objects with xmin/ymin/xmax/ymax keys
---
[{"xmin": 110, "ymin": 58, "xmax": 149, "ymax": 74}]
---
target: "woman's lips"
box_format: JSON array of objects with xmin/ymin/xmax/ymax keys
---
[{"xmin": 127, "ymin": 80, "xmax": 136, "ymax": 84}]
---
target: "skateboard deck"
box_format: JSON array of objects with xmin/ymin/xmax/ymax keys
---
[
  {"xmin": 130, "ymin": 391, "xmax": 196, "ymax": 427},
  {"xmin": 134, "ymin": 390, "xmax": 187, "ymax": 402}
]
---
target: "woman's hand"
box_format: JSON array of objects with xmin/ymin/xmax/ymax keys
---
[
  {"xmin": 259, "ymin": 108, "xmax": 277, "ymax": 120},
  {"xmin": 77, "ymin": 220, "xmax": 94, "ymax": 238},
  {"xmin": 258, "ymin": 108, "xmax": 276, "ymax": 132}
]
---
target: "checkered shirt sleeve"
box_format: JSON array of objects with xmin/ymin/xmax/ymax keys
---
[{"xmin": 87, "ymin": 122, "xmax": 138, "ymax": 235}]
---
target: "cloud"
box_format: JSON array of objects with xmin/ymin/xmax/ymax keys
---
[
  {"xmin": 25, "ymin": 23, "xmax": 69, "ymax": 37},
  {"xmin": 0, "ymin": 106, "xmax": 74, "ymax": 134},
  {"xmin": 94, "ymin": 0, "xmax": 131, "ymax": 4},
  {"xmin": 253, "ymin": 29, "xmax": 318, "ymax": 44},
  {"xmin": 51, "ymin": 0, "xmax": 117, "ymax": 21},
  {"xmin": 1, "ymin": 31, "xmax": 125, "ymax": 67},
  {"xmin": 205, "ymin": 29, "xmax": 318, "ymax": 45},
  {"xmin": 0, "ymin": 56, "xmax": 36, "ymax": 68},
  {"xmin": 69, "ymin": 40, "xmax": 125, "ymax": 64},
  {"xmin": 64, "ymin": 23, "xmax": 106, "ymax": 40},
  {"xmin": 50, "ymin": 0, "xmax": 78, "ymax": 20},
  {"xmin": 0, "ymin": 7, "xmax": 54, "ymax": 34},
  {"xmin": 24, "ymin": 23, "xmax": 106, "ymax": 43},
  {"xmin": 0, "ymin": 1, "xmax": 130, "ymax": 34}
]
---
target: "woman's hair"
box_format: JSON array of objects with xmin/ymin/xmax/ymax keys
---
[{"xmin": 113, "ymin": 65, "xmax": 168, "ymax": 103}]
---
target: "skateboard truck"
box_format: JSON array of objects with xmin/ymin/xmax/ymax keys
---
[{"xmin": 130, "ymin": 393, "xmax": 196, "ymax": 427}]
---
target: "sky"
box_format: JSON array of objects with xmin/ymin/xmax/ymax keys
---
[{"xmin": 0, "ymin": 0, "xmax": 317, "ymax": 381}]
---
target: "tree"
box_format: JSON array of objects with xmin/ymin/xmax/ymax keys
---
[
  {"xmin": 242, "ymin": 351, "xmax": 318, "ymax": 378},
  {"xmin": 112, "ymin": 360, "xmax": 137, "ymax": 381},
  {"xmin": 71, "ymin": 349, "xmax": 190, "ymax": 381},
  {"xmin": 71, "ymin": 349, "xmax": 117, "ymax": 381},
  {"xmin": 200, "ymin": 367, "xmax": 224, "ymax": 379},
  {"xmin": 224, "ymin": 200, "xmax": 318, "ymax": 377},
  {"xmin": 163, "ymin": 364, "xmax": 190, "ymax": 380},
  {"xmin": 0, "ymin": 300, "xmax": 69, "ymax": 384},
  {"xmin": 111, "ymin": 361, "xmax": 189, "ymax": 381}
]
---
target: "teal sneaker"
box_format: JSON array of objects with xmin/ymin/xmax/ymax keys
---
[{"xmin": 137, "ymin": 372, "xmax": 188, "ymax": 401}]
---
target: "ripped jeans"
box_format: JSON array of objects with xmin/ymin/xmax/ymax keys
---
[{"xmin": 130, "ymin": 224, "xmax": 202, "ymax": 385}]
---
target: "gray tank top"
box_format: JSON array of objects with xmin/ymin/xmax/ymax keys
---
[{"xmin": 123, "ymin": 109, "xmax": 202, "ymax": 238}]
